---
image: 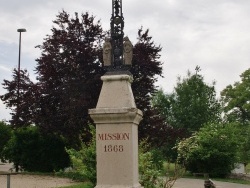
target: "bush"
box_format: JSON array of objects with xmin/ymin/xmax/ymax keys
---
[
  {"xmin": 0, "ymin": 121, "xmax": 12, "ymax": 161},
  {"xmin": 66, "ymin": 125, "xmax": 96, "ymax": 184},
  {"xmin": 139, "ymin": 140, "xmax": 163, "ymax": 188},
  {"xmin": 176, "ymin": 122, "xmax": 242, "ymax": 177},
  {"xmin": 3, "ymin": 126, "xmax": 70, "ymax": 172}
]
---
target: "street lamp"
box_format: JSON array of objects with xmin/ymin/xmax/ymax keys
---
[{"xmin": 17, "ymin": 28, "xmax": 26, "ymax": 102}]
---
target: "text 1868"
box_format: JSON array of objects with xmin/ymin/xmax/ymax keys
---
[{"xmin": 104, "ymin": 145, "xmax": 124, "ymax": 152}]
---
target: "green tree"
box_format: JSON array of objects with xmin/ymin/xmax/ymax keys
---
[
  {"xmin": 152, "ymin": 68, "xmax": 221, "ymax": 161},
  {"xmin": 154, "ymin": 68, "xmax": 221, "ymax": 135},
  {"xmin": 176, "ymin": 122, "xmax": 242, "ymax": 177},
  {"xmin": 152, "ymin": 89, "xmax": 187, "ymax": 161},
  {"xmin": 221, "ymin": 68, "xmax": 250, "ymax": 167},
  {"xmin": 151, "ymin": 88, "xmax": 174, "ymax": 124},
  {"xmin": 221, "ymin": 68, "xmax": 250, "ymax": 124},
  {"xmin": 0, "ymin": 121, "xmax": 12, "ymax": 161},
  {"xmin": 172, "ymin": 69, "xmax": 221, "ymax": 134}
]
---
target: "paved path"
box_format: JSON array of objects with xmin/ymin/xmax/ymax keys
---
[
  {"xmin": 0, "ymin": 162, "xmax": 13, "ymax": 172},
  {"xmin": 173, "ymin": 178, "xmax": 250, "ymax": 188},
  {"xmin": 0, "ymin": 163, "xmax": 76, "ymax": 188}
]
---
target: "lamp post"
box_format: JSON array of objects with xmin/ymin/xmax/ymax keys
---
[{"xmin": 17, "ymin": 28, "xmax": 26, "ymax": 104}]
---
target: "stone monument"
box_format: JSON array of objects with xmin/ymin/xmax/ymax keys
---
[{"xmin": 89, "ymin": 0, "xmax": 143, "ymax": 187}]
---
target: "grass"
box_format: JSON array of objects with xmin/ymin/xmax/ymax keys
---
[
  {"xmin": 162, "ymin": 162, "xmax": 176, "ymax": 175},
  {"xmin": 246, "ymin": 163, "xmax": 250, "ymax": 173},
  {"xmin": 213, "ymin": 178, "xmax": 250, "ymax": 185},
  {"xmin": 58, "ymin": 182, "xmax": 93, "ymax": 188},
  {"xmin": 162, "ymin": 162, "xmax": 250, "ymax": 185}
]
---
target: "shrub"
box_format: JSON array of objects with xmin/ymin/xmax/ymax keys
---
[
  {"xmin": 66, "ymin": 125, "xmax": 96, "ymax": 184},
  {"xmin": 176, "ymin": 122, "xmax": 242, "ymax": 177},
  {"xmin": 0, "ymin": 121, "xmax": 12, "ymax": 161},
  {"xmin": 3, "ymin": 126, "xmax": 70, "ymax": 172},
  {"xmin": 139, "ymin": 140, "xmax": 163, "ymax": 188}
]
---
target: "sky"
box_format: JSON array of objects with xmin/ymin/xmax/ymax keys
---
[{"xmin": 0, "ymin": 0, "xmax": 250, "ymax": 121}]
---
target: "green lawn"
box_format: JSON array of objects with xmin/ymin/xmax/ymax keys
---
[
  {"xmin": 246, "ymin": 163, "xmax": 250, "ymax": 173},
  {"xmin": 59, "ymin": 182, "xmax": 93, "ymax": 188},
  {"xmin": 162, "ymin": 162, "xmax": 250, "ymax": 185}
]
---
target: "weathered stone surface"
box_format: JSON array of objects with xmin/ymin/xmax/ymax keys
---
[
  {"xmin": 123, "ymin": 37, "xmax": 133, "ymax": 65},
  {"xmin": 89, "ymin": 108, "xmax": 142, "ymax": 124},
  {"xmin": 96, "ymin": 75, "xmax": 136, "ymax": 109},
  {"xmin": 89, "ymin": 74, "xmax": 143, "ymax": 188}
]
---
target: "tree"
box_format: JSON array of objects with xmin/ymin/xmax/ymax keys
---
[
  {"xmin": 0, "ymin": 69, "xmax": 38, "ymax": 127},
  {"xmin": 173, "ymin": 69, "xmax": 221, "ymax": 134},
  {"xmin": 151, "ymin": 89, "xmax": 187, "ymax": 161},
  {"xmin": 152, "ymin": 68, "xmax": 221, "ymax": 161},
  {"xmin": 176, "ymin": 122, "xmax": 242, "ymax": 177},
  {"xmin": 221, "ymin": 68, "xmax": 250, "ymax": 124},
  {"xmin": 151, "ymin": 88, "xmax": 175, "ymax": 124},
  {"xmin": 221, "ymin": 68, "xmax": 250, "ymax": 167},
  {"xmin": 131, "ymin": 28, "xmax": 164, "ymax": 141},
  {"xmin": 34, "ymin": 11, "xmax": 105, "ymax": 145},
  {"xmin": 1, "ymin": 11, "xmax": 163, "ymax": 146},
  {"xmin": 170, "ymin": 68, "xmax": 220, "ymax": 135}
]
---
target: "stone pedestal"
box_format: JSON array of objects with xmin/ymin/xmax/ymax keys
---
[{"xmin": 89, "ymin": 74, "xmax": 143, "ymax": 188}]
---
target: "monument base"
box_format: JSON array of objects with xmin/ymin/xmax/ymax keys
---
[{"xmin": 89, "ymin": 107, "xmax": 143, "ymax": 188}]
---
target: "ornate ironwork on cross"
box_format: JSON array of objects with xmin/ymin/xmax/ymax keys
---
[{"xmin": 103, "ymin": 0, "xmax": 133, "ymax": 73}]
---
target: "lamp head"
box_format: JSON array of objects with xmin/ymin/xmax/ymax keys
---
[{"xmin": 17, "ymin": 28, "xmax": 26, "ymax": 32}]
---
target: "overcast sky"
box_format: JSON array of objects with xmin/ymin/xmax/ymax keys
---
[{"xmin": 0, "ymin": 0, "xmax": 250, "ymax": 121}]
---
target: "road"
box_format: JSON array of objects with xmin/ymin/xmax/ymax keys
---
[{"xmin": 173, "ymin": 178, "xmax": 250, "ymax": 188}]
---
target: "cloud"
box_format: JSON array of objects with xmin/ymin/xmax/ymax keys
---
[{"xmin": 0, "ymin": 0, "xmax": 250, "ymax": 121}]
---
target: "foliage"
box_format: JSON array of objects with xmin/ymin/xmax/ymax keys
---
[
  {"xmin": 0, "ymin": 69, "xmax": 38, "ymax": 127},
  {"xmin": 139, "ymin": 140, "xmax": 183, "ymax": 188},
  {"xmin": 131, "ymin": 28, "xmax": 164, "ymax": 142},
  {"xmin": 152, "ymin": 68, "xmax": 221, "ymax": 134},
  {"xmin": 221, "ymin": 68, "xmax": 250, "ymax": 124},
  {"xmin": 0, "ymin": 121, "xmax": 12, "ymax": 161},
  {"xmin": 238, "ymin": 124, "xmax": 250, "ymax": 166},
  {"xmin": 152, "ymin": 68, "xmax": 221, "ymax": 161},
  {"xmin": 151, "ymin": 88, "xmax": 188, "ymax": 161},
  {"xmin": 66, "ymin": 125, "xmax": 96, "ymax": 184},
  {"xmin": 33, "ymin": 11, "xmax": 105, "ymax": 145},
  {"xmin": 139, "ymin": 140, "xmax": 163, "ymax": 188},
  {"xmin": 171, "ymin": 68, "xmax": 221, "ymax": 134},
  {"xmin": 176, "ymin": 122, "xmax": 242, "ymax": 177},
  {"xmin": 160, "ymin": 163, "xmax": 185, "ymax": 188},
  {"xmin": 3, "ymin": 126, "xmax": 70, "ymax": 172},
  {"xmin": 0, "ymin": 11, "xmax": 163, "ymax": 147},
  {"xmin": 151, "ymin": 88, "xmax": 174, "ymax": 124},
  {"xmin": 221, "ymin": 68, "xmax": 250, "ymax": 165}
]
